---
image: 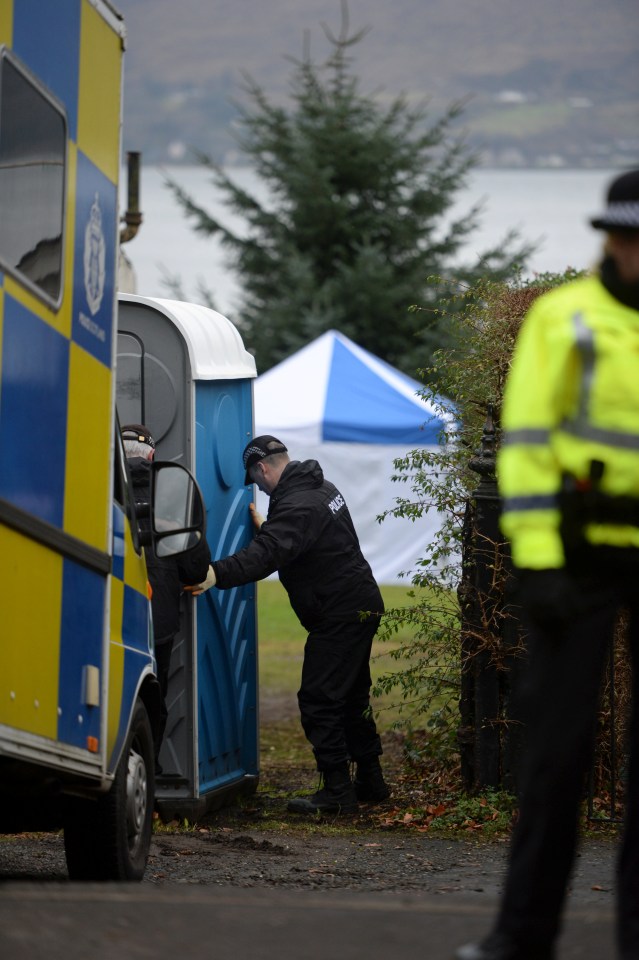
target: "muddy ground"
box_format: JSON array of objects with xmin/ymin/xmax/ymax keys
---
[{"xmin": 0, "ymin": 721, "xmax": 619, "ymax": 911}]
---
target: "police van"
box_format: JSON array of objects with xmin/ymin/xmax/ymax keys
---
[{"xmin": 0, "ymin": 0, "xmax": 206, "ymax": 880}]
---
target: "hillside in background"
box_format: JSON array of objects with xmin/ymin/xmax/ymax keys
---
[{"xmin": 115, "ymin": 0, "xmax": 638, "ymax": 168}]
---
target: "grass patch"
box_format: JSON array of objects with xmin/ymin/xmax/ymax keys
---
[
  {"xmin": 468, "ymin": 100, "xmax": 574, "ymax": 137},
  {"xmin": 260, "ymin": 720, "xmax": 309, "ymax": 767},
  {"xmin": 257, "ymin": 579, "xmax": 430, "ymax": 730}
]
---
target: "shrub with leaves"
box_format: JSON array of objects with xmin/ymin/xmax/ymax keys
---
[{"xmin": 372, "ymin": 269, "xmax": 585, "ymax": 773}]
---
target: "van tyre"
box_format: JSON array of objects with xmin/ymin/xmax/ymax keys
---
[{"xmin": 63, "ymin": 698, "xmax": 155, "ymax": 881}]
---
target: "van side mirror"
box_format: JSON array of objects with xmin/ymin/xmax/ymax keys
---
[{"xmin": 150, "ymin": 462, "xmax": 206, "ymax": 558}]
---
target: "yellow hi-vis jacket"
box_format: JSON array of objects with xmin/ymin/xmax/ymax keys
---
[{"xmin": 498, "ymin": 273, "xmax": 639, "ymax": 571}]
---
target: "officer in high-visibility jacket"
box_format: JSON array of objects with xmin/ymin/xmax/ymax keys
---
[{"xmin": 456, "ymin": 170, "xmax": 639, "ymax": 960}]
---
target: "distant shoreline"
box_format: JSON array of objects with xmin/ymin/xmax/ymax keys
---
[
  {"xmin": 131, "ymin": 162, "xmax": 626, "ymax": 177},
  {"xmin": 125, "ymin": 166, "xmax": 615, "ymax": 310}
]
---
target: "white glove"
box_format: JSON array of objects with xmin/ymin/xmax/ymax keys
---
[
  {"xmin": 184, "ymin": 564, "xmax": 216, "ymax": 596},
  {"xmin": 249, "ymin": 502, "xmax": 265, "ymax": 531}
]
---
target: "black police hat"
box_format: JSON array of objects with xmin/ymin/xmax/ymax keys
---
[
  {"xmin": 243, "ymin": 435, "xmax": 288, "ymax": 485},
  {"xmin": 590, "ymin": 169, "xmax": 639, "ymax": 231},
  {"xmin": 121, "ymin": 424, "xmax": 155, "ymax": 449}
]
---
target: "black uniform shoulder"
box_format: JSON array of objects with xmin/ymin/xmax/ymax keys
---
[
  {"xmin": 127, "ymin": 456, "xmax": 152, "ymax": 495},
  {"xmin": 279, "ymin": 459, "xmax": 323, "ymax": 490},
  {"xmin": 269, "ymin": 460, "xmax": 324, "ymax": 506}
]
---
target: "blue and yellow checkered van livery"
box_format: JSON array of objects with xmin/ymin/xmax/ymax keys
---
[{"xmin": 0, "ymin": 0, "xmax": 155, "ymax": 781}]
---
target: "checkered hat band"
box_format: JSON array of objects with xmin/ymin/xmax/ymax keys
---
[
  {"xmin": 121, "ymin": 426, "xmax": 155, "ymax": 448},
  {"xmin": 243, "ymin": 444, "xmax": 267, "ymax": 466},
  {"xmin": 601, "ymin": 202, "xmax": 639, "ymax": 227}
]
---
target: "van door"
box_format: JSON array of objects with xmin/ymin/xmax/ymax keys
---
[{"xmin": 116, "ymin": 305, "xmax": 196, "ymax": 789}]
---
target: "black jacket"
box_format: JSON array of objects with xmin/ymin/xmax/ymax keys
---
[
  {"xmin": 128, "ymin": 457, "xmax": 211, "ymax": 642},
  {"xmin": 213, "ymin": 460, "xmax": 383, "ymax": 630}
]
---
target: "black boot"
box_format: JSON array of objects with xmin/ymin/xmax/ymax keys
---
[
  {"xmin": 455, "ymin": 932, "xmax": 556, "ymax": 960},
  {"xmin": 354, "ymin": 756, "xmax": 390, "ymax": 802},
  {"xmin": 287, "ymin": 763, "xmax": 358, "ymax": 814}
]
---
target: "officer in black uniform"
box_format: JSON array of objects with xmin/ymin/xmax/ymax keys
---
[
  {"xmin": 122, "ymin": 424, "xmax": 211, "ymax": 769},
  {"xmin": 190, "ymin": 435, "xmax": 390, "ymax": 814}
]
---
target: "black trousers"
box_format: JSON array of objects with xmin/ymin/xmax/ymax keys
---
[
  {"xmin": 155, "ymin": 638, "xmax": 174, "ymax": 701},
  {"xmin": 154, "ymin": 636, "xmax": 175, "ymax": 761},
  {"xmin": 495, "ymin": 563, "xmax": 639, "ymax": 958},
  {"xmin": 297, "ymin": 615, "xmax": 383, "ymax": 771}
]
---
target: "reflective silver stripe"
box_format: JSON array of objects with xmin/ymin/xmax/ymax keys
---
[
  {"xmin": 502, "ymin": 428, "xmax": 551, "ymax": 446},
  {"xmin": 572, "ymin": 311, "xmax": 596, "ymax": 422},
  {"xmin": 559, "ymin": 419, "xmax": 639, "ymax": 451},
  {"xmin": 501, "ymin": 494, "xmax": 557, "ymax": 513},
  {"xmin": 506, "ymin": 311, "xmax": 639, "ymax": 458},
  {"xmin": 559, "ymin": 313, "xmax": 639, "ymax": 450},
  {"xmin": 503, "ymin": 314, "xmax": 594, "ymax": 451}
]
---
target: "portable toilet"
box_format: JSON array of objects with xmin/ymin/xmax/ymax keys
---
[{"xmin": 116, "ymin": 294, "xmax": 258, "ymax": 819}]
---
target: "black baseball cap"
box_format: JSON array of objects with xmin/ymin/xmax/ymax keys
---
[
  {"xmin": 121, "ymin": 424, "xmax": 155, "ymax": 449},
  {"xmin": 243, "ymin": 435, "xmax": 287, "ymax": 485}
]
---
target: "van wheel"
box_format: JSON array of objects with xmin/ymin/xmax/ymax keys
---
[{"xmin": 64, "ymin": 698, "xmax": 155, "ymax": 881}]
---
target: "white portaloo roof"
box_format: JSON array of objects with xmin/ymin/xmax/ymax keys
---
[{"xmin": 119, "ymin": 295, "xmax": 257, "ymax": 380}]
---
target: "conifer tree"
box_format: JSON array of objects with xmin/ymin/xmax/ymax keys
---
[{"xmin": 168, "ymin": 4, "xmax": 531, "ymax": 375}]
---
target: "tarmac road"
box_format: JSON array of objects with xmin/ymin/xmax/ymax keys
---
[{"xmin": 0, "ymin": 882, "xmax": 614, "ymax": 960}]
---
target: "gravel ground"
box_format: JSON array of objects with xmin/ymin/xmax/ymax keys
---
[
  {"xmin": 0, "ymin": 705, "xmax": 620, "ymax": 907},
  {"xmin": 0, "ymin": 817, "xmax": 618, "ymax": 912},
  {"xmin": 0, "ymin": 732, "xmax": 619, "ymax": 911}
]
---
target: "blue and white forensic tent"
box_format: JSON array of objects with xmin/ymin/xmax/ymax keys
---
[{"xmin": 254, "ymin": 330, "xmax": 449, "ymax": 584}]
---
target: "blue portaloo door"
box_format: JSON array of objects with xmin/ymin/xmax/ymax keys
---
[
  {"xmin": 116, "ymin": 297, "xmax": 258, "ymax": 805},
  {"xmin": 194, "ymin": 380, "xmax": 259, "ymax": 793}
]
